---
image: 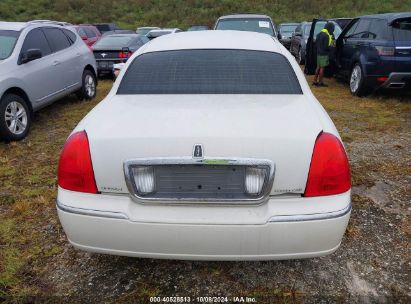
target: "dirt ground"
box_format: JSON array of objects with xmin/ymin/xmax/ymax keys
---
[{"xmin": 0, "ymin": 76, "xmax": 410, "ymax": 303}]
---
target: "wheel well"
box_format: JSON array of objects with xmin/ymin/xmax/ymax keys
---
[
  {"xmin": 1, "ymin": 87, "xmax": 33, "ymax": 114},
  {"xmin": 84, "ymin": 64, "xmax": 97, "ymax": 85}
]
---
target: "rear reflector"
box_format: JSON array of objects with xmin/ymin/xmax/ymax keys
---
[
  {"xmin": 57, "ymin": 131, "xmax": 98, "ymax": 194},
  {"xmin": 377, "ymin": 76, "xmax": 388, "ymax": 83},
  {"xmin": 304, "ymin": 132, "xmax": 351, "ymax": 197}
]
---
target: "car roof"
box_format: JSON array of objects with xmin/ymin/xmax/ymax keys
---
[
  {"xmin": 360, "ymin": 12, "xmax": 411, "ymax": 22},
  {"xmin": 218, "ymin": 14, "xmax": 272, "ymax": 20},
  {"xmin": 0, "ymin": 22, "xmax": 26, "ymax": 31},
  {"xmin": 141, "ymin": 30, "xmax": 281, "ymax": 54},
  {"xmin": 0, "ymin": 21, "xmax": 73, "ymax": 31}
]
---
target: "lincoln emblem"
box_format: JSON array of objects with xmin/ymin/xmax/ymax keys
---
[{"xmin": 193, "ymin": 144, "xmax": 203, "ymax": 159}]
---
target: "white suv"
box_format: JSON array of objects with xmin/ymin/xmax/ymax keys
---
[{"xmin": 0, "ymin": 21, "xmax": 97, "ymax": 141}]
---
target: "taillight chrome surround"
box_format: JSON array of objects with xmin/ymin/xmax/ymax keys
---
[{"xmin": 124, "ymin": 157, "xmax": 275, "ymax": 205}]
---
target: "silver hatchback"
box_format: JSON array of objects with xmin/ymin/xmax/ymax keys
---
[{"xmin": 0, "ymin": 21, "xmax": 97, "ymax": 141}]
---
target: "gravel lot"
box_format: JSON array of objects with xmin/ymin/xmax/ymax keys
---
[{"xmin": 0, "ymin": 76, "xmax": 410, "ymax": 303}]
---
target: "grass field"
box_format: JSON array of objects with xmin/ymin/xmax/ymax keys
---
[{"xmin": 0, "ymin": 76, "xmax": 410, "ymax": 302}]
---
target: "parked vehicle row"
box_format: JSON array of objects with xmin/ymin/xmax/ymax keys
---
[
  {"xmin": 305, "ymin": 13, "xmax": 411, "ymax": 96},
  {"xmin": 1, "ymin": 12, "xmax": 409, "ymax": 141},
  {"xmin": 278, "ymin": 22, "xmax": 299, "ymax": 49}
]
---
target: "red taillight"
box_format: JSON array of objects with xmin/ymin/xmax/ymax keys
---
[
  {"xmin": 375, "ymin": 46, "xmax": 395, "ymax": 56},
  {"xmin": 58, "ymin": 131, "xmax": 98, "ymax": 194},
  {"xmin": 119, "ymin": 51, "xmax": 132, "ymax": 61},
  {"xmin": 304, "ymin": 132, "xmax": 351, "ymax": 197}
]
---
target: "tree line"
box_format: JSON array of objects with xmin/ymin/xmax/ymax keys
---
[{"xmin": 0, "ymin": 0, "xmax": 410, "ymax": 29}]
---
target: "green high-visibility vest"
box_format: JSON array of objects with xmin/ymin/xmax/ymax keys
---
[{"xmin": 321, "ymin": 28, "xmax": 332, "ymax": 46}]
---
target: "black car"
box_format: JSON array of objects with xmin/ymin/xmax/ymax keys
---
[
  {"xmin": 278, "ymin": 23, "xmax": 299, "ymax": 49},
  {"xmin": 289, "ymin": 21, "xmax": 312, "ymax": 64},
  {"xmin": 93, "ymin": 23, "xmax": 121, "ymax": 34},
  {"xmin": 92, "ymin": 34, "xmax": 149, "ymax": 75},
  {"xmin": 306, "ymin": 13, "xmax": 411, "ymax": 96}
]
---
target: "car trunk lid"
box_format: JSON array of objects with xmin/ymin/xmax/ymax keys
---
[{"xmin": 84, "ymin": 95, "xmax": 323, "ymax": 198}]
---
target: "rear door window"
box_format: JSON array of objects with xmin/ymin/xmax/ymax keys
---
[
  {"xmin": 21, "ymin": 28, "xmax": 51, "ymax": 57},
  {"xmin": 369, "ymin": 19, "xmax": 392, "ymax": 40},
  {"xmin": 63, "ymin": 29, "xmax": 77, "ymax": 43},
  {"xmin": 392, "ymin": 18, "xmax": 411, "ymax": 41},
  {"xmin": 43, "ymin": 28, "xmax": 71, "ymax": 52},
  {"xmin": 118, "ymin": 49, "xmax": 302, "ymax": 95}
]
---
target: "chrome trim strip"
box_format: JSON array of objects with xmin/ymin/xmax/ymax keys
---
[
  {"xmin": 56, "ymin": 200, "xmax": 129, "ymax": 220},
  {"xmin": 268, "ymin": 203, "xmax": 351, "ymax": 222},
  {"xmin": 124, "ymin": 157, "xmax": 275, "ymax": 205},
  {"xmin": 395, "ymin": 46, "xmax": 411, "ymax": 49}
]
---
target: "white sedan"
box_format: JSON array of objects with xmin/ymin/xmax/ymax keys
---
[{"xmin": 57, "ymin": 31, "xmax": 351, "ymax": 260}]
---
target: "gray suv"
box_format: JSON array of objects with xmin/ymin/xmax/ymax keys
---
[{"xmin": 0, "ymin": 21, "xmax": 97, "ymax": 141}]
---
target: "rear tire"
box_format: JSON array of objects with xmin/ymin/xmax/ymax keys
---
[
  {"xmin": 76, "ymin": 70, "xmax": 97, "ymax": 101},
  {"xmin": 0, "ymin": 93, "xmax": 31, "ymax": 141},
  {"xmin": 349, "ymin": 63, "xmax": 371, "ymax": 97}
]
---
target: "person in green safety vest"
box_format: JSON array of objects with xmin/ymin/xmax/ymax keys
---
[{"xmin": 313, "ymin": 22, "xmax": 335, "ymax": 87}]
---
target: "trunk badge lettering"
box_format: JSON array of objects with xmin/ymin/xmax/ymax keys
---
[{"xmin": 193, "ymin": 144, "xmax": 204, "ymax": 159}]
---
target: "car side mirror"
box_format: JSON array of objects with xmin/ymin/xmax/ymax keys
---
[
  {"xmin": 20, "ymin": 49, "xmax": 42, "ymax": 64},
  {"xmin": 278, "ymin": 33, "xmax": 282, "ymax": 40}
]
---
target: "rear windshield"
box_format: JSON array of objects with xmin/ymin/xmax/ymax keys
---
[
  {"xmin": 94, "ymin": 36, "xmax": 132, "ymax": 47},
  {"xmin": 216, "ymin": 18, "xmax": 274, "ymax": 36},
  {"xmin": 392, "ymin": 18, "xmax": 411, "ymax": 41},
  {"xmin": 0, "ymin": 30, "xmax": 20, "ymax": 60},
  {"xmin": 117, "ymin": 49, "xmax": 302, "ymax": 95},
  {"xmin": 280, "ymin": 25, "xmax": 298, "ymax": 33}
]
